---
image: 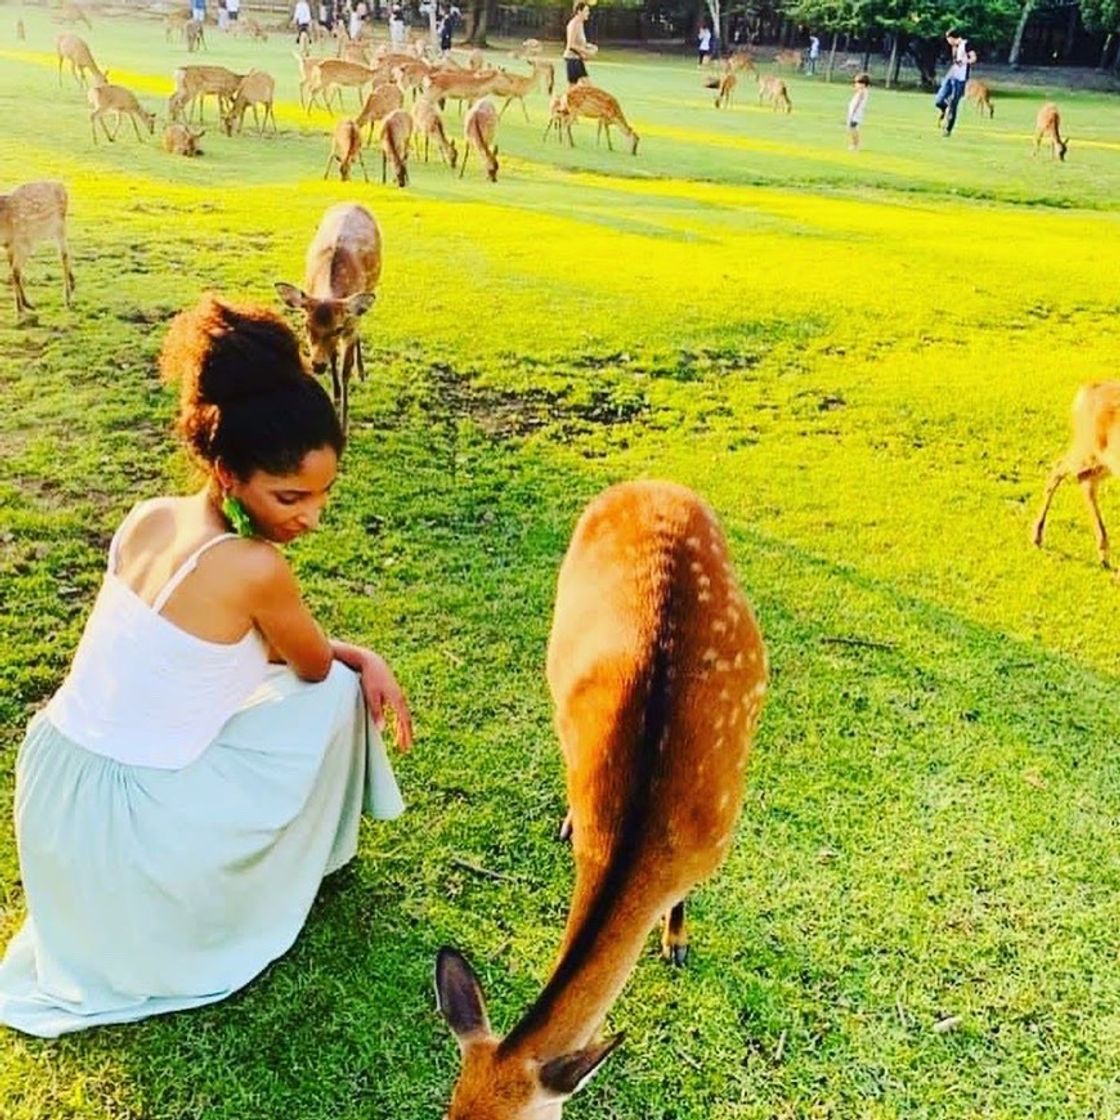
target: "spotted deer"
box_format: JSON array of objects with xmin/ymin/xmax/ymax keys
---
[
  {"xmin": 562, "ymin": 84, "xmax": 639, "ymax": 155},
  {"xmin": 757, "ymin": 74, "xmax": 792, "ymax": 112},
  {"xmin": 965, "ymin": 79, "xmax": 993, "ymax": 118},
  {"xmin": 356, "ymin": 81, "xmax": 404, "ymax": 144},
  {"xmin": 162, "ymin": 122, "xmax": 205, "ymax": 156},
  {"xmin": 88, "ymin": 80, "xmax": 157, "ymax": 143},
  {"xmin": 276, "ymin": 203, "xmax": 381, "ymax": 432},
  {"xmin": 707, "ymin": 65, "xmax": 736, "ymax": 109},
  {"xmin": 221, "ymin": 70, "xmax": 277, "ymax": 135},
  {"xmin": 169, "ymin": 65, "xmax": 245, "ymax": 124},
  {"xmin": 1033, "ymin": 102, "xmax": 1068, "ymax": 161},
  {"xmin": 436, "ymin": 479, "xmax": 767, "ymax": 1118},
  {"xmin": 1032, "ymin": 382, "xmax": 1120, "ymax": 568},
  {"xmin": 56, "ymin": 33, "xmax": 107, "ymax": 87},
  {"xmin": 1, "ymin": 181, "xmax": 75, "ymax": 320},
  {"xmin": 307, "ymin": 59, "xmax": 380, "ymax": 114},
  {"xmin": 379, "ymin": 108, "xmax": 413, "ymax": 186},
  {"xmin": 322, "ymin": 118, "xmax": 368, "ymax": 181},
  {"xmin": 411, "ymin": 96, "xmax": 458, "ymax": 168},
  {"xmin": 460, "ymin": 97, "xmax": 499, "ymax": 181}
]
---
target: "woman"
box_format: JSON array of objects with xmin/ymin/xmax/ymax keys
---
[{"xmin": 0, "ymin": 297, "xmax": 412, "ymax": 1038}]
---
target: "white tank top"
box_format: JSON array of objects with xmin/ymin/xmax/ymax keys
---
[{"xmin": 45, "ymin": 506, "xmax": 270, "ymax": 770}]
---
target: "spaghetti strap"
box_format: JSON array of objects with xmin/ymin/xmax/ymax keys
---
[{"xmin": 151, "ymin": 534, "xmax": 240, "ymax": 614}]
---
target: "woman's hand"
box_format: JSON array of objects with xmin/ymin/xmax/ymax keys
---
[
  {"xmin": 330, "ymin": 639, "xmax": 414, "ymax": 752},
  {"xmin": 358, "ymin": 650, "xmax": 413, "ymax": 752}
]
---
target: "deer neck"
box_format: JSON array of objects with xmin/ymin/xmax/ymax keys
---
[{"xmin": 502, "ymin": 863, "xmax": 663, "ymax": 1061}]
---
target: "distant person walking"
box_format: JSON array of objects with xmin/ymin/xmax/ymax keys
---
[
  {"xmin": 226, "ymin": 0, "xmax": 240, "ymax": 23},
  {"xmin": 847, "ymin": 72, "xmax": 869, "ymax": 150},
  {"xmin": 698, "ymin": 22, "xmax": 712, "ymax": 66},
  {"xmin": 389, "ymin": 2, "xmax": 406, "ymax": 46},
  {"xmin": 806, "ymin": 32, "xmax": 820, "ymax": 75},
  {"xmin": 191, "ymin": 0, "xmax": 206, "ymax": 22},
  {"xmin": 292, "ymin": 0, "xmax": 313, "ymax": 47},
  {"xmin": 563, "ymin": 0, "xmax": 597, "ymax": 86},
  {"xmin": 934, "ymin": 29, "xmax": 975, "ymax": 137}
]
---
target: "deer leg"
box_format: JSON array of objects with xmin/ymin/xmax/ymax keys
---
[
  {"xmin": 9, "ymin": 253, "xmax": 32, "ymax": 314},
  {"xmin": 458, "ymin": 144, "xmax": 468, "ymax": 178},
  {"xmin": 1079, "ymin": 471, "xmax": 1110, "ymax": 568},
  {"xmin": 357, "ymin": 149, "xmax": 370, "ymax": 182},
  {"xmin": 557, "ymin": 809, "xmax": 572, "ymax": 843},
  {"xmin": 519, "ymin": 96, "xmax": 529, "ymax": 124},
  {"xmin": 329, "ymin": 352, "xmax": 342, "ymax": 414},
  {"xmin": 340, "ymin": 343, "xmax": 357, "ymax": 431},
  {"xmin": 323, "ymin": 151, "xmax": 336, "ymax": 179},
  {"xmin": 382, "ymin": 150, "xmax": 389, "ymax": 184},
  {"xmin": 661, "ymin": 901, "xmax": 689, "ymax": 966},
  {"xmin": 355, "ymin": 335, "xmax": 366, "ymax": 381},
  {"xmin": 129, "ymin": 112, "xmax": 144, "ymax": 142},
  {"xmin": 1032, "ymin": 459, "xmax": 1070, "ymax": 549},
  {"xmin": 58, "ymin": 238, "xmax": 75, "ymax": 308}
]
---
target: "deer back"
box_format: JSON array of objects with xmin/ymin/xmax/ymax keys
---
[
  {"xmin": 0, "ymin": 182, "xmax": 68, "ymax": 252},
  {"xmin": 303, "ymin": 203, "xmax": 382, "ymax": 301}
]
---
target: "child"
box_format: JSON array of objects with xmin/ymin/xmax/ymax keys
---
[{"xmin": 847, "ymin": 72, "xmax": 870, "ymax": 151}]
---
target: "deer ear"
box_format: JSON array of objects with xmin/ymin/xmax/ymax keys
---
[
  {"xmin": 435, "ymin": 947, "xmax": 490, "ymax": 1045},
  {"xmin": 538, "ymin": 1033, "xmax": 624, "ymax": 1098},
  {"xmin": 345, "ymin": 291, "xmax": 375, "ymax": 317},
  {"xmin": 275, "ymin": 282, "xmax": 309, "ymax": 309}
]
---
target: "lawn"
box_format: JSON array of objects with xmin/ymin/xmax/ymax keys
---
[{"xmin": 1, "ymin": 9, "xmax": 1120, "ymax": 1117}]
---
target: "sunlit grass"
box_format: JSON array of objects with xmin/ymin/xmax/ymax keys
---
[{"xmin": 2, "ymin": 9, "xmax": 1120, "ymax": 1119}]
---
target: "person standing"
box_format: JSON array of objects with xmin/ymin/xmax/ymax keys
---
[
  {"xmin": 348, "ymin": 0, "xmax": 367, "ymax": 41},
  {"xmin": 807, "ymin": 32, "xmax": 820, "ymax": 75},
  {"xmin": 846, "ymin": 72, "xmax": 870, "ymax": 151},
  {"xmin": 698, "ymin": 21, "xmax": 712, "ymax": 66},
  {"xmin": 438, "ymin": 4, "xmax": 456, "ymax": 52},
  {"xmin": 563, "ymin": 0, "xmax": 597, "ymax": 86},
  {"xmin": 226, "ymin": 0, "xmax": 240, "ymax": 25},
  {"xmin": 389, "ymin": 1, "xmax": 406, "ymax": 46},
  {"xmin": 293, "ymin": 0, "xmax": 313, "ymax": 47},
  {"xmin": 191, "ymin": 0, "xmax": 206, "ymax": 23},
  {"xmin": 934, "ymin": 29, "xmax": 975, "ymax": 137}
]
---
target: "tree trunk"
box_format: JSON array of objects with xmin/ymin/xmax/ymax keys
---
[
  {"xmin": 907, "ymin": 38, "xmax": 938, "ymax": 87},
  {"xmin": 885, "ymin": 32, "xmax": 900, "ymax": 87},
  {"xmin": 1099, "ymin": 32, "xmax": 1115, "ymax": 69},
  {"xmin": 1009, "ymin": 1, "xmax": 1032, "ymax": 68},
  {"xmin": 826, "ymin": 31, "xmax": 838, "ymax": 81},
  {"xmin": 468, "ymin": 0, "xmax": 491, "ymax": 46},
  {"xmin": 704, "ymin": 0, "xmax": 722, "ymax": 59}
]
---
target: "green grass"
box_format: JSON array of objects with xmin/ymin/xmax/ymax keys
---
[{"xmin": 2, "ymin": 9, "xmax": 1120, "ymax": 1117}]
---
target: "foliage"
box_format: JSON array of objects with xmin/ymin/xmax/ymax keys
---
[
  {"xmin": 3, "ymin": 12, "xmax": 1120, "ymax": 1120},
  {"xmin": 1081, "ymin": 0, "xmax": 1120, "ymax": 32}
]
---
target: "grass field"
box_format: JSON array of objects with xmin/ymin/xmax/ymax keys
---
[{"xmin": 2, "ymin": 8, "xmax": 1120, "ymax": 1117}]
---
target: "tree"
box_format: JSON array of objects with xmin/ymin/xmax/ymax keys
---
[{"xmin": 1081, "ymin": 0, "xmax": 1120, "ymax": 66}]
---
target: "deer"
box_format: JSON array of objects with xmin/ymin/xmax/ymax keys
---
[
  {"xmin": 728, "ymin": 49, "xmax": 757, "ymax": 75},
  {"xmin": 542, "ymin": 92, "xmax": 569, "ymax": 143},
  {"xmin": 562, "ymin": 84, "xmax": 640, "ymax": 155},
  {"xmin": 220, "ymin": 70, "xmax": 277, "ymax": 135},
  {"xmin": 185, "ymin": 19, "xmax": 206, "ymax": 52},
  {"xmin": 435, "ymin": 479, "xmax": 768, "ymax": 1118},
  {"xmin": 392, "ymin": 58, "xmax": 434, "ymax": 100},
  {"xmin": 169, "ymin": 65, "xmax": 245, "ymax": 124},
  {"xmin": 163, "ymin": 122, "xmax": 205, "ymax": 156},
  {"xmin": 1, "ymin": 181, "xmax": 76, "ymax": 321},
  {"xmin": 757, "ymin": 74, "xmax": 792, "ymax": 113},
  {"xmin": 460, "ymin": 97, "xmax": 499, "ymax": 182},
  {"xmin": 165, "ymin": 11, "xmax": 190, "ymax": 41},
  {"xmin": 322, "ymin": 118, "xmax": 368, "ymax": 181},
  {"xmin": 411, "ymin": 96, "xmax": 458, "ymax": 168},
  {"xmin": 490, "ymin": 64, "xmax": 543, "ymax": 122},
  {"xmin": 706, "ymin": 65, "xmax": 736, "ymax": 109},
  {"xmin": 56, "ymin": 33, "xmax": 107, "ymax": 87},
  {"xmin": 292, "ymin": 51, "xmax": 322, "ymax": 110},
  {"xmin": 513, "ymin": 37, "xmax": 542, "ymax": 58},
  {"xmin": 424, "ymin": 67, "xmax": 498, "ymax": 115},
  {"xmin": 356, "ymin": 81, "xmax": 404, "ymax": 144},
  {"xmin": 965, "ymin": 78, "xmax": 993, "ymax": 118},
  {"xmin": 88, "ymin": 80, "xmax": 157, "ymax": 143},
  {"xmin": 379, "ymin": 108, "xmax": 413, "ymax": 186},
  {"xmin": 773, "ymin": 47, "xmax": 802, "ymax": 69},
  {"xmin": 1032, "ymin": 382, "xmax": 1120, "ymax": 569},
  {"xmin": 307, "ymin": 59, "xmax": 380, "ymax": 114},
  {"xmin": 276, "ymin": 203, "xmax": 381, "ymax": 433},
  {"xmin": 1033, "ymin": 102, "xmax": 1068, "ymax": 161}
]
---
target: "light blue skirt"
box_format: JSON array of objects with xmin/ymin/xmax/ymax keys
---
[{"xmin": 0, "ymin": 662, "xmax": 404, "ymax": 1038}]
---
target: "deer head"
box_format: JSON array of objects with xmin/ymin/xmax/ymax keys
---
[
  {"xmin": 275, "ymin": 283, "xmax": 375, "ymax": 373},
  {"xmin": 435, "ymin": 949, "xmax": 623, "ymax": 1120}
]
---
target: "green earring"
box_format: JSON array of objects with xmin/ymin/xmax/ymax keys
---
[{"xmin": 222, "ymin": 494, "xmax": 255, "ymax": 538}]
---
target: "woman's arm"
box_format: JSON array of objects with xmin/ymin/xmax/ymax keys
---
[{"xmin": 331, "ymin": 639, "xmax": 413, "ymax": 751}]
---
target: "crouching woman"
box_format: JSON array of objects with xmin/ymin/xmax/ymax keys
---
[{"xmin": 0, "ymin": 296, "xmax": 412, "ymax": 1038}]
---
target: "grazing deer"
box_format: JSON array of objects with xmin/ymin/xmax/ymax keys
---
[
  {"xmin": 1033, "ymin": 102, "xmax": 1068, "ymax": 161},
  {"xmin": 221, "ymin": 70, "xmax": 277, "ymax": 135},
  {"xmin": 729, "ymin": 49, "xmax": 756, "ymax": 75},
  {"xmin": 542, "ymin": 93, "xmax": 569, "ymax": 143},
  {"xmin": 322, "ymin": 118, "xmax": 368, "ymax": 181},
  {"xmin": 163, "ymin": 122, "xmax": 205, "ymax": 156},
  {"xmin": 56, "ymin": 33, "xmax": 106, "ymax": 87},
  {"xmin": 88, "ymin": 80, "xmax": 157, "ymax": 143},
  {"xmin": 379, "ymin": 108, "xmax": 413, "ymax": 186},
  {"xmin": 1, "ymin": 181, "xmax": 75, "ymax": 320},
  {"xmin": 411, "ymin": 96, "xmax": 458, "ymax": 168},
  {"xmin": 461, "ymin": 97, "xmax": 499, "ymax": 181},
  {"xmin": 1032, "ymin": 382, "xmax": 1120, "ymax": 568},
  {"xmin": 562, "ymin": 84, "xmax": 639, "ymax": 155},
  {"xmin": 707, "ymin": 65, "xmax": 736, "ymax": 109},
  {"xmin": 757, "ymin": 74, "xmax": 792, "ymax": 112},
  {"xmin": 185, "ymin": 19, "xmax": 206, "ymax": 52},
  {"xmin": 965, "ymin": 79, "xmax": 993, "ymax": 118},
  {"xmin": 276, "ymin": 204, "xmax": 381, "ymax": 432},
  {"xmin": 169, "ymin": 65, "xmax": 244, "ymax": 124},
  {"xmin": 773, "ymin": 47, "xmax": 802, "ymax": 69},
  {"xmin": 356, "ymin": 81, "xmax": 404, "ymax": 144},
  {"xmin": 436, "ymin": 479, "xmax": 767, "ymax": 1118}
]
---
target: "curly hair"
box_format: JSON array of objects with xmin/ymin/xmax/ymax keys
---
[{"xmin": 160, "ymin": 295, "xmax": 344, "ymax": 479}]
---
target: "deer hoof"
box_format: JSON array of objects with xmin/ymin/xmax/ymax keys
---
[{"xmin": 661, "ymin": 942, "xmax": 689, "ymax": 967}]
